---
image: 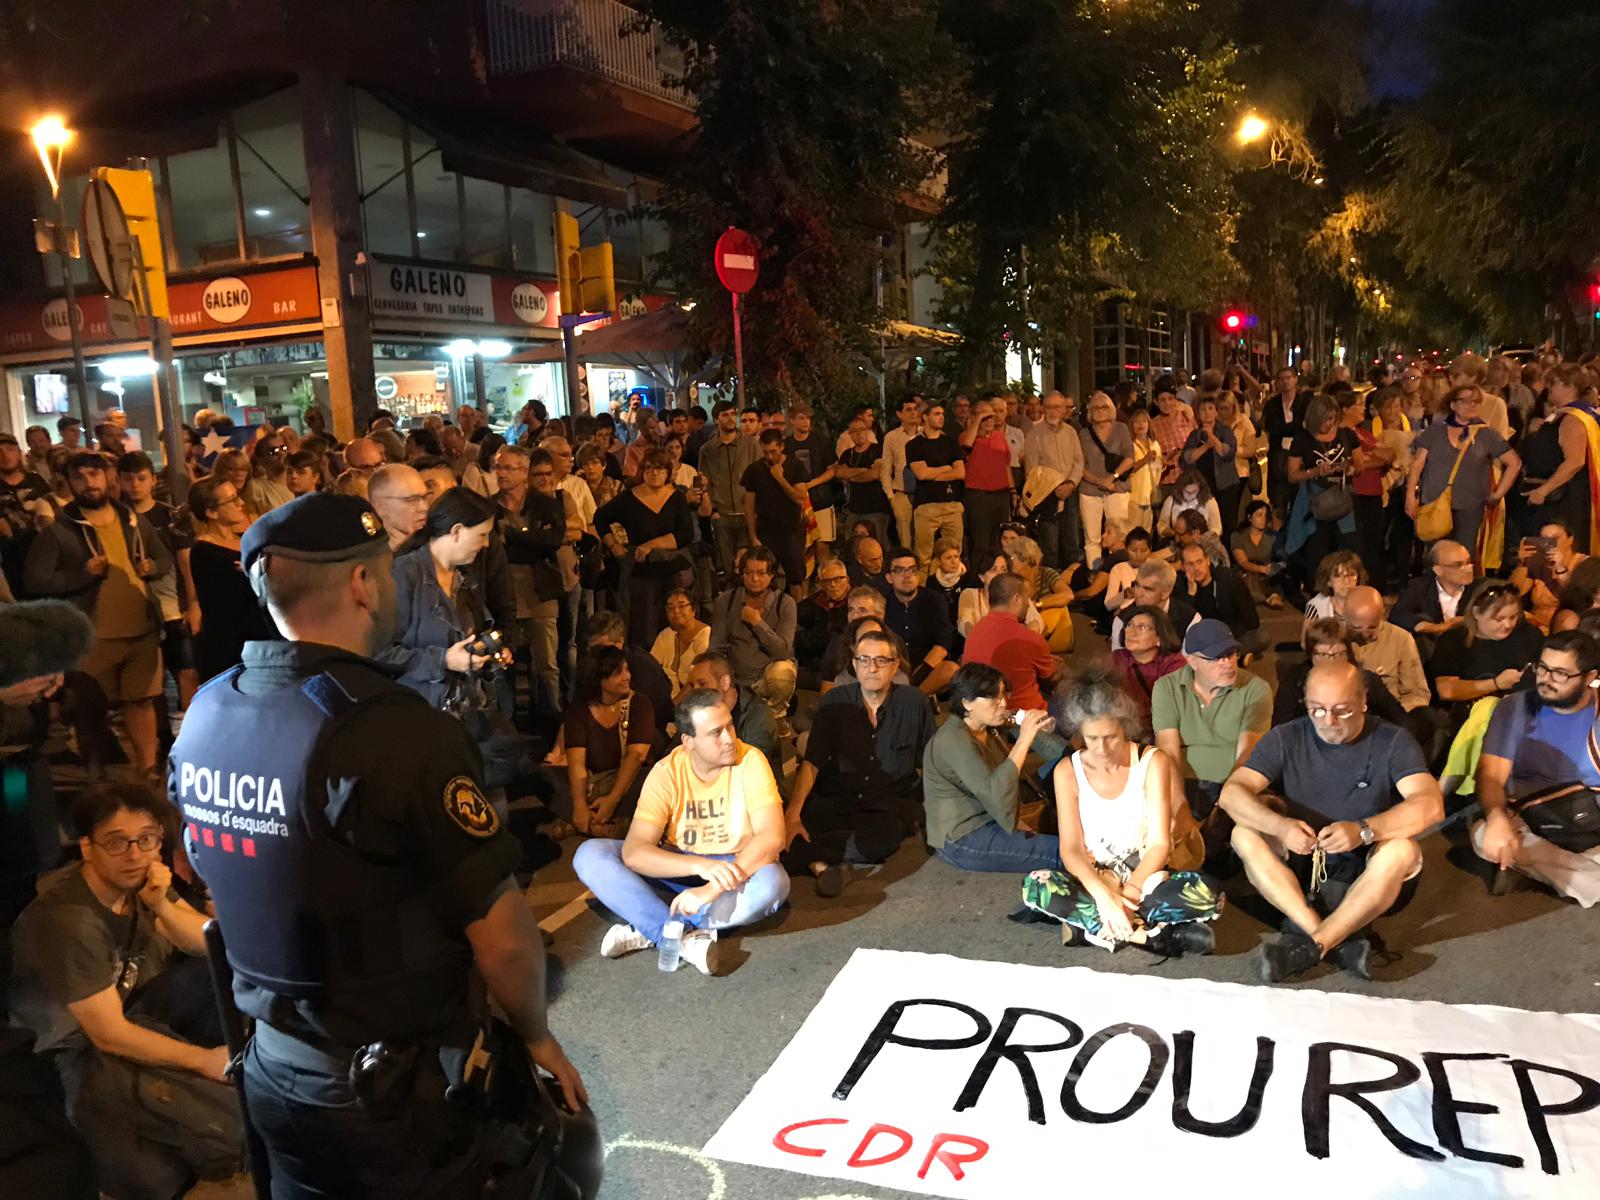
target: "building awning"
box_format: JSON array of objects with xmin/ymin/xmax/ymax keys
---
[
  {"xmin": 511, "ymin": 303, "xmax": 698, "ymax": 390},
  {"xmin": 884, "ymin": 320, "xmax": 962, "ymax": 349},
  {"xmin": 365, "ymin": 87, "xmax": 630, "ymax": 211}
]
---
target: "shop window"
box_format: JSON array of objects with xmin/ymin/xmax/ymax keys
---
[
  {"xmin": 355, "ymin": 91, "xmax": 413, "ymax": 258},
  {"xmin": 166, "ymin": 133, "xmax": 241, "ymax": 268},
  {"xmin": 235, "ymin": 88, "xmax": 312, "ymax": 259},
  {"xmin": 460, "ymin": 176, "xmax": 511, "ymax": 269},
  {"xmin": 510, "ymin": 190, "xmax": 555, "ymax": 274},
  {"xmin": 408, "ymin": 130, "xmax": 462, "ymax": 261}
]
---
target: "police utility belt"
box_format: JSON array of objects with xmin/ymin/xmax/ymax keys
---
[{"xmin": 255, "ymin": 1017, "xmax": 569, "ymax": 1173}]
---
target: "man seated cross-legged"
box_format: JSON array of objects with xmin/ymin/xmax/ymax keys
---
[
  {"xmin": 573, "ymin": 689, "xmax": 790, "ymax": 976},
  {"xmin": 1220, "ymin": 661, "xmax": 1444, "ymax": 982}
]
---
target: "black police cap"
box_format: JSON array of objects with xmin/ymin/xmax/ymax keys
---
[{"xmin": 240, "ymin": 493, "xmax": 389, "ymax": 573}]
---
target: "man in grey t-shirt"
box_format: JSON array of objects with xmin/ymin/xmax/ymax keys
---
[
  {"xmin": 1220, "ymin": 662, "xmax": 1444, "ymax": 985},
  {"xmin": 9, "ymin": 782, "xmax": 239, "ymax": 1196}
]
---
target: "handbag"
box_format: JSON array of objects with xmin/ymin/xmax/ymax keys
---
[
  {"xmin": 1415, "ymin": 426, "xmax": 1479, "ymax": 542},
  {"xmin": 1511, "ymin": 703, "xmax": 1600, "ymax": 851},
  {"xmin": 1308, "ymin": 469, "xmax": 1353, "ymax": 521}
]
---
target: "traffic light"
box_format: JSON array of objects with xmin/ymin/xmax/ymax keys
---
[
  {"xmin": 552, "ymin": 212, "xmax": 616, "ymax": 317},
  {"xmin": 1222, "ymin": 310, "xmax": 1245, "ymax": 333},
  {"xmin": 578, "ymin": 242, "xmax": 616, "ymax": 316},
  {"xmin": 554, "ymin": 212, "xmax": 581, "ymax": 316},
  {"xmin": 95, "ymin": 167, "xmax": 169, "ymax": 319}
]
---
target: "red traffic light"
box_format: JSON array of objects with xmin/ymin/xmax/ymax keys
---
[
  {"xmin": 1589, "ymin": 282, "xmax": 1600, "ymax": 304},
  {"xmin": 1222, "ymin": 311, "xmax": 1244, "ymax": 331}
]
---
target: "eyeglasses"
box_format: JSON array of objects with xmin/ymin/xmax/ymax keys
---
[
  {"xmin": 888, "ymin": 565, "xmax": 917, "ymax": 575},
  {"xmin": 853, "ymin": 654, "xmax": 895, "ymax": 669},
  {"xmin": 1534, "ymin": 661, "xmax": 1587, "ymax": 684},
  {"xmin": 530, "ymin": 469, "xmax": 554, "ymax": 479},
  {"xmin": 94, "ymin": 830, "xmax": 163, "ymax": 856},
  {"xmin": 1306, "ymin": 703, "xmax": 1362, "ymax": 720},
  {"xmin": 820, "ymin": 574, "xmax": 849, "ymax": 584}
]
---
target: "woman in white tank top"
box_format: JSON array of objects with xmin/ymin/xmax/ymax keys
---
[{"xmin": 1020, "ymin": 667, "xmax": 1225, "ymax": 954}]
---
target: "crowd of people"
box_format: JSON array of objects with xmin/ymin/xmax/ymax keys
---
[{"xmin": 5, "ymin": 344, "xmax": 1600, "ymax": 1196}]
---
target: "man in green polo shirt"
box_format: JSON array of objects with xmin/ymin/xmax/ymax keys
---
[{"xmin": 1153, "ymin": 620, "xmax": 1271, "ymax": 840}]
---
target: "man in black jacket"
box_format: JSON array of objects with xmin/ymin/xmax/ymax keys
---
[
  {"xmin": 23, "ymin": 454, "xmax": 174, "ymax": 775},
  {"xmin": 1390, "ymin": 539, "xmax": 1472, "ymax": 662},
  {"xmin": 494, "ymin": 446, "xmax": 570, "ymax": 728},
  {"xmin": 1261, "ymin": 366, "xmax": 1310, "ymax": 513},
  {"xmin": 1179, "ymin": 541, "xmax": 1265, "ymax": 658}
]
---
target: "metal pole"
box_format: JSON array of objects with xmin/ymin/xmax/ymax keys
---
[
  {"xmin": 127, "ymin": 234, "xmax": 187, "ymax": 504},
  {"xmin": 731, "ymin": 291, "xmax": 747, "ymax": 409},
  {"xmin": 562, "ymin": 321, "xmax": 583, "ymax": 416},
  {"xmin": 55, "ymin": 188, "xmax": 93, "ymax": 427}
]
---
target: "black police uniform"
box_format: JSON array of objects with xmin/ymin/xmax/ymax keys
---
[{"xmin": 169, "ymin": 496, "xmax": 530, "ymax": 1198}]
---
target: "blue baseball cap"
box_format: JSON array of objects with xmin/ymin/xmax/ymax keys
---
[{"xmin": 1183, "ymin": 618, "xmax": 1240, "ymax": 659}]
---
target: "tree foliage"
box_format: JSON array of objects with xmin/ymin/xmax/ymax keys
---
[
  {"xmin": 1378, "ymin": 0, "xmax": 1600, "ymax": 343},
  {"xmin": 930, "ymin": 0, "xmax": 1244, "ymax": 383},
  {"xmin": 633, "ymin": 0, "xmax": 949, "ymax": 417}
]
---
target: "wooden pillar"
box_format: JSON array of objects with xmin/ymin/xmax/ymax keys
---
[{"xmin": 299, "ymin": 71, "xmax": 375, "ymax": 440}]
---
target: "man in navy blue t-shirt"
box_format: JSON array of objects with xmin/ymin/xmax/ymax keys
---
[
  {"xmin": 1220, "ymin": 661, "xmax": 1444, "ymax": 983},
  {"xmin": 1474, "ymin": 629, "xmax": 1600, "ymax": 906}
]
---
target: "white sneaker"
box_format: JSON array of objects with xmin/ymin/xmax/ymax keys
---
[
  {"xmin": 680, "ymin": 930, "xmax": 721, "ymax": 976},
  {"xmin": 599, "ymin": 924, "xmax": 652, "ymax": 959}
]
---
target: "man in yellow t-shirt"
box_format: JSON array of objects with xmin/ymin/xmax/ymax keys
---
[{"xmin": 573, "ymin": 689, "xmax": 789, "ymax": 976}]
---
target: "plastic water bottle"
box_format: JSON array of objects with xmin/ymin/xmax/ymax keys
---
[{"xmin": 658, "ymin": 920, "xmax": 684, "ymax": 972}]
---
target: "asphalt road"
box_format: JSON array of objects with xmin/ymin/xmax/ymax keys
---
[
  {"xmin": 531, "ymin": 779, "xmax": 1600, "ymax": 1200},
  {"xmin": 527, "ymin": 602, "xmax": 1600, "ymax": 1200}
]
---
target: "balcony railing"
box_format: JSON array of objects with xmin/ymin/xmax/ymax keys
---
[{"xmin": 487, "ymin": 0, "xmax": 692, "ymax": 109}]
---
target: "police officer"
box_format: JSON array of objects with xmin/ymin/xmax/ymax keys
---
[{"xmin": 170, "ymin": 494, "xmax": 589, "ymax": 1197}]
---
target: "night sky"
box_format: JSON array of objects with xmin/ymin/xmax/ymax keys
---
[{"xmin": 1364, "ymin": 0, "xmax": 1436, "ymax": 99}]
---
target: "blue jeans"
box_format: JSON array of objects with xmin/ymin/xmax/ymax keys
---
[
  {"xmin": 936, "ymin": 820, "xmax": 1061, "ymax": 873},
  {"xmin": 573, "ymin": 839, "xmax": 791, "ymax": 943}
]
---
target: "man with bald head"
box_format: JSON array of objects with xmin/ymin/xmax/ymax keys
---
[
  {"xmin": 1344, "ymin": 585, "xmax": 1432, "ymax": 715},
  {"xmin": 1390, "ymin": 539, "xmax": 1473, "ymax": 657},
  {"xmin": 367, "ymin": 464, "xmax": 429, "ymax": 551},
  {"xmin": 342, "ymin": 436, "xmax": 384, "ymax": 475},
  {"xmin": 1221, "ymin": 661, "xmax": 1444, "ymax": 982}
]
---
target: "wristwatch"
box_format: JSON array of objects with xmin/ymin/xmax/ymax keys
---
[{"xmin": 1358, "ymin": 819, "xmax": 1375, "ymax": 847}]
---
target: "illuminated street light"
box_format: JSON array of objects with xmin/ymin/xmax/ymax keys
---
[
  {"xmin": 30, "ymin": 114, "xmax": 73, "ymax": 198},
  {"xmin": 1235, "ymin": 113, "xmax": 1270, "ymax": 145},
  {"xmin": 29, "ymin": 113, "xmax": 90, "ymax": 424}
]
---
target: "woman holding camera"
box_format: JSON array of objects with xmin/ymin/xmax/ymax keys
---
[{"xmin": 384, "ymin": 487, "xmax": 510, "ymax": 709}]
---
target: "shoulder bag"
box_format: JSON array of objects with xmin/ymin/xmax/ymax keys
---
[
  {"xmin": 1415, "ymin": 426, "xmax": 1480, "ymax": 543},
  {"xmin": 1511, "ymin": 699, "xmax": 1600, "ymax": 852}
]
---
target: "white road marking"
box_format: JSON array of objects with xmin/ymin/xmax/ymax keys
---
[
  {"xmin": 538, "ymin": 890, "xmax": 594, "ymax": 933},
  {"xmin": 604, "ymin": 1135, "xmax": 727, "ymax": 1200}
]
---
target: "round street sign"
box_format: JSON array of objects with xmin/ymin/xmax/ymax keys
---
[
  {"xmin": 81, "ymin": 178, "xmax": 136, "ymax": 301},
  {"xmin": 714, "ymin": 227, "xmax": 760, "ymax": 295}
]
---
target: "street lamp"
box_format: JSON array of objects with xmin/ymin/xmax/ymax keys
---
[
  {"xmin": 30, "ymin": 114, "xmax": 92, "ymax": 422},
  {"xmin": 1235, "ymin": 113, "xmax": 1269, "ymax": 145}
]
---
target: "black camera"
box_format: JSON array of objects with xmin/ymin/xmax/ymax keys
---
[{"xmin": 468, "ymin": 627, "xmax": 507, "ymax": 675}]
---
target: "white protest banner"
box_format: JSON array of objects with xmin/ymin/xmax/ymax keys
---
[{"xmin": 704, "ymin": 949, "xmax": 1600, "ymax": 1199}]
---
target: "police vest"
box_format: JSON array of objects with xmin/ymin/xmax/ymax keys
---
[{"xmin": 172, "ymin": 660, "xmax": 464, "ymax": 1023}]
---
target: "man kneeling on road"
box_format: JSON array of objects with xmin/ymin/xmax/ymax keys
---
[
  {"xmin": 1474, "ymin": 629, "xmax": 1600, "ymax": 905},
  {"xmin": 573, "ymin": 689, "xmax": 789, "ymax": 976},
  {"xmin": 1220, "ymin": 661, "xmax": 1444, "ymax": 982}
]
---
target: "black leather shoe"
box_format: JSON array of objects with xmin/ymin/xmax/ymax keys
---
[
  {"xmin": 1327, "ymin": 933, "xmax": 1372, "ymax": 980},
  {"xmin": 1257, "ymin": 932, "xmax": 1322, "ymax": 982},
  {"xmin": 1146, "ymin": 923, "xmax": 1215, "ymax": 957}
]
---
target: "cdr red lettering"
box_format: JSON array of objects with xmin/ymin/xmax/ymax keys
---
[{"xmin": 771, "ymin": 1117, "xmax": 989, "ymax": 1182}]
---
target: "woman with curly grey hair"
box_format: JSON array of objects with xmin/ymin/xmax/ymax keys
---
[{"xmin": 1016, "ymin": 667, "xmax": 1224, "ymax": 955}]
